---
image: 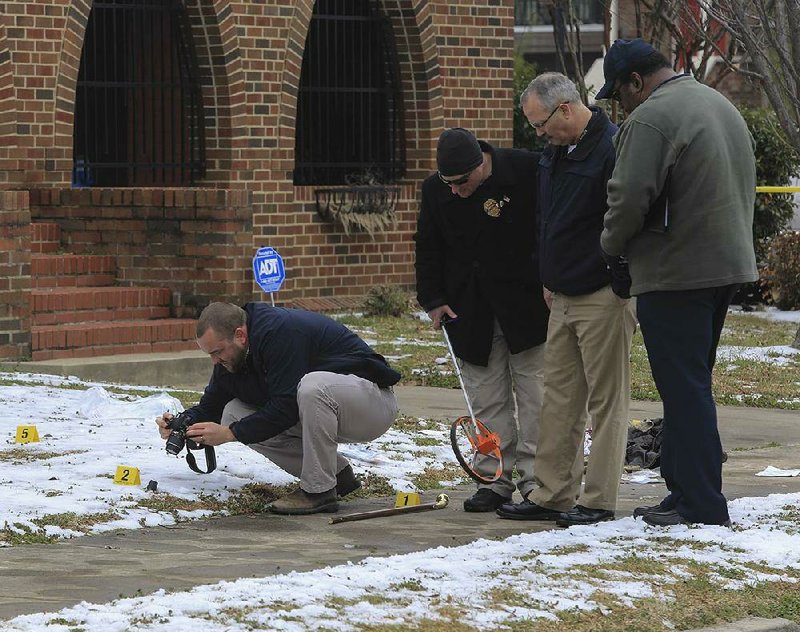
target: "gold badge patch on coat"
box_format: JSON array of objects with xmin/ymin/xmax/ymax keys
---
[{"xmin": 483, "ymin": 196, "xmax": 510, "ymax": 218}]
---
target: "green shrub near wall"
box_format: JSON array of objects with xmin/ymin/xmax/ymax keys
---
[
  {"xmin": 764, "ymin": 231, "xmax": 800, "ymax": 310},
  {"xmin": 740, "ymin": 108, "xmax": 799, "ymax": 260},
  {"xmin": 513, "ymin": 54, "xmax": 547, "ymax": 151}
]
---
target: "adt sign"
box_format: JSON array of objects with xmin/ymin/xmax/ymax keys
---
[{"xmin": 252, "ymin": 247, "xmax": 285, "ymax": 294}]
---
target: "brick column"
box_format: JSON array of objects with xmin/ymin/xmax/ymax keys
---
[{"xmin": 0, "ymin": 190, "xmax": 32, "ymax": 360}]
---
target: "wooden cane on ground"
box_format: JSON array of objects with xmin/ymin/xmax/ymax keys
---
[{"xmin": 329, "ymin": 494, "xmax": 449, "ymax": 525}]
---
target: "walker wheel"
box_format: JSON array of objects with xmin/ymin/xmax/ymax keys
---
[{"xmin": 450, "ymin": 415, "xmax": 503, "ymax": 485}]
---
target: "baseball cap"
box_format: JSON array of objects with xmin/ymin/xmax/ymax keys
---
[{"xmin": 596, "ymin": 38, "xmax": 658, "ymax": 100}]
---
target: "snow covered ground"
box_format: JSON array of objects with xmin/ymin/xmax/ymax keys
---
[
  {"xmin": 0, "ymin": 372, "xmax": 458, "ymax": 545},
  {"xmin": 1, "ymin": 307, "xmax": 798, "ymax": 630},
  {"xmin": 2, "ymin": 493, "xmax": 799, "ymax": 631}
]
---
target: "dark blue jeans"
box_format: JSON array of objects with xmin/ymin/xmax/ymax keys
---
[{"xmin": 636, "ymin": 285, "xmax": 739, "ymax": 525}]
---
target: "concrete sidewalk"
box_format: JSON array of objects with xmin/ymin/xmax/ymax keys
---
[{"xmin": 0, "ymin": 381, "xmax": 799, "ymax": 625}]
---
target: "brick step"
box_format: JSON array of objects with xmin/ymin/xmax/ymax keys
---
[
  {"xmin": 32, "ymin": 254, "xmax": 117, "ymax": 288},
  {"xmin": 31, "ymin": 222, "xmax": 61, "ymax": 254},
  {"xmin": 31, "ymin": 287, "xmax": 173, "ymax": 326},
  {"xmin": 31, "ymin": 319, "xmax": 198, "ymax": 360}
]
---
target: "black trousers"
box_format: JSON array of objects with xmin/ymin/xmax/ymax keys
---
[{"xmin": 636, "ymin": 284, "xmax": 739, "ymax": 525}]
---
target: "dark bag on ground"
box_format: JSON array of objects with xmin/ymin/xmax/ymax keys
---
[
  {"xmin": 625, "ymin": 418, "xmax": 664, "ymax": 469},
  {"xmin": 625, "ymin": 417, "xmax": 727, "ymax": 470}
]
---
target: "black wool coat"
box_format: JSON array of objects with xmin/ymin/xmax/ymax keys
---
[{"xmin": 414, "ymin": 143, "xmax": 549, "ymax": 366}]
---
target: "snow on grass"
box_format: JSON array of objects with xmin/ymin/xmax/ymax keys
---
[
  {"xmin": 0, "ymin": 374, "xmax": 463, "ymax": 543},
  {"xmin": 3, "ymin": 493, "xmax": 799, "ymax": 631}
]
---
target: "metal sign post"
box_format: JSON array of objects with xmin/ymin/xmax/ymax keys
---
[{"xmin": 252, "ymin": 247, "xmax": 286, "ymax": 306}]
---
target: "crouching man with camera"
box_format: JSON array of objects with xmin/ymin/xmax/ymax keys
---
[{"xmin": 156, "ymin": 302, "xmax": 400, "ymax": 515}]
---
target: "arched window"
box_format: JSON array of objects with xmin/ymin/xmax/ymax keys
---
[
  {"xmin": 73, "ymin": 0, "xmax": 205, "ymax": 187},
  {"xmin": 294, "ymin": 0, "xmax": 406, "ymax": 186}
]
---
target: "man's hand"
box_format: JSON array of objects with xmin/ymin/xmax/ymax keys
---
[
  {"xmin": 542, "ymin": 287, "xmax": 554, "ymax": 310},
  {"xmin": 185, "ymin": 422, "xmax": 236, "ymax": 447},
  {"xmin": 155, "ymin": 413, "xmax": 173, "ymax": 440},
  {"xmin": 600, "ymin": 249, "xmax": 632, "ymax": 299},
  {"xmin": 427, "ymin": 305, "xmax": 457, "ymax": 329}
]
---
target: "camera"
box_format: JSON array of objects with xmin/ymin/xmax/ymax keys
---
[{"xmin": 165, "ymin": 411, "xmax": 200, "ymax": 456}]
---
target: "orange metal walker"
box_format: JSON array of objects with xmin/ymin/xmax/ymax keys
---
[{"xmin": 440, "ymin": 317, "xmax": 504, "ymax": 485}]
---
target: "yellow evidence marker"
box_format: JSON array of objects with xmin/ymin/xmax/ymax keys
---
[
  {"xmin": 114, "ymin": 465, "xmax": 141, "ymax": 485},
  {"xmin": 394, "ymin": 491, "xmax": 421, "ymax": 508},
  {"xmin": 15, "ymin": 425, "xmax": 40, "ymax": 443}
]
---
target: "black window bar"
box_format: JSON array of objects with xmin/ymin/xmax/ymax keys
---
[
  {"xmin": 293, "ymin": 0, "xmax": 406, "ymax": 186},
  {"xmin": 73, "ymin": 0, "xmax": 206, "ymax": 187},
  {"xmin": 515, "ymin": 0, "xmax": 605, "ymax": 26}
]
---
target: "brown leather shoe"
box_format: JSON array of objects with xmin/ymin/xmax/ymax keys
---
[{"xmin": 269, "ymin": 488, "xmax": 339, "ymax": 515}]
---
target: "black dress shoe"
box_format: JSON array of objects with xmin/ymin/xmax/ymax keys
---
[
  {"xmin": 496, "ymin": 499, "xmax": 562, "ymax": 521},
  {"xmin": 556, "ymin": 505, "xmax": 614, "ymax": 527},
  {"xmin": 633, "ymin": 503, "xmax": 667, "ymax": 518},
  {"xmin": 643, "ymin": 508, "xmax": 731, "ymax": 528},
  {"xmin": 463, "ymin": 488, "xmax": 510, "ymax": 512}
]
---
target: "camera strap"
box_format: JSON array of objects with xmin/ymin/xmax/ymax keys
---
[{"xmin": 185, "ymin": 446, "xmax": 217, "ymax": 474}]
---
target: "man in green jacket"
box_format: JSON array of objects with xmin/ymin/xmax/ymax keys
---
[{"xmin": 597, "ymin": 39, "xmax": 757, "ymax": 527}]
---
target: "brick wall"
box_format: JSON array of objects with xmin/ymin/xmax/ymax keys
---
[
  {"xmin": 30, "ymin": 188, "xmax": 253, "ymax": 317},
  {"xmin": 0, "ymin": 0, "xmax": 516, "ymax": 309},
  {"xmin": 0, "ymin": 191, "xmax": 31, "ymax": 359}
]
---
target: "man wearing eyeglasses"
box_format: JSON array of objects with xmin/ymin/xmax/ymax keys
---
[
  {"xmin": 597, "ymin": 39, "xmax": 757, "ymax": 527},
  {"xmin": 414, "ymin": 127, "xmax": 550, "ymax": 512},
  {"xmin": 496, "ymin": 73, "xmax": 636, "ymax": 527}
]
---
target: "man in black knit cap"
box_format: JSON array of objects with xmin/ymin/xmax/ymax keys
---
[{"xmin": 414, "ymin": 127, "xmax": 550, "ymax": 512}]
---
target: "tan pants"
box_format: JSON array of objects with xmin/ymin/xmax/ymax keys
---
[
  {"xmin": 530, "ymin": 286, "xmax": 636, "ymax": 511},
  {"xmin": 221, "ymin": 371, "xmax": 398, "ymax": 493},
  {"xmin": 460, "ymin": 320, "xmax": 545, "ymax": 498}
]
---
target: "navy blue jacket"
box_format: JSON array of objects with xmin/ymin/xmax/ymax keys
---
[
  {"xmin": 538, "ymin": 107, "xmax": 616, "ymax": 295},
  {"xmin": 415, "ymin": 143, "xmax": 549, "ymax": 366},
  {"xmin": 186, "ymin": 304, "xmax": 400, "ymax": 444}
]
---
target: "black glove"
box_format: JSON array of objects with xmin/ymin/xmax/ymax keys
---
[{"xmin": 601, "ymin": 249, "xmax": 631, "ymax": 299}]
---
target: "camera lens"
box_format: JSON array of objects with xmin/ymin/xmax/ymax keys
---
[{"xmin": 165, "ymin": 430, "xmax": 185, "ymax": 455}]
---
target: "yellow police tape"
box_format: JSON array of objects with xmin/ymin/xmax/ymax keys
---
[{"xmin": 756, "ymin": 186, "xmax": 800, "ymax": 193}]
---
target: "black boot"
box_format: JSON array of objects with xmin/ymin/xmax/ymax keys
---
[{"xmin": 463, "ymin": 488, "xmax": 510, "ymax": 512}]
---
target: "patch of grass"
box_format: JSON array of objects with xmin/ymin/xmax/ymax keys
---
[
  {"xmin": 409, "ymin": 463, "xmax": 465, "ymax": 490},
  {"xmin": 393, "ymin": 415, "xmax": 441, "ymax": 432},
  {"xmin": 549, "ymin": 543, "xmax": 591, "ymax": 556},
  {"xmin": 722, "ymin": 313, "xmax": 797, "ymax": 347},
  {"xmin": 1, "ymin": 511, "xmax": 121, "ymax": 545},
  {"xmin": 731, "ymin": 441, "xmax": 783, "ymax": 452},
  {"xmin": 225, "ymin": 483, "xmax": 295, "ymax": 514},
  {"xmin": 0, "ymin": 448, "xmax": 87, "ymax": 463},
  {"xmin": 412, "ymin": 437, "xmax": 441, "ymax": 447},
  {"xmin": 348, "ymin": 473, "xmax": 396, "ymax": 499},
  {"xmin": 713, "ymin": 359, "xmax": 800, "ymax": 409},
  {"xmin": 389, "ymin": 579, "xmax": 425, "ymax": 592},
  {"xmin": 528, "ymin": 576, "xmax": 800, "ymax": 632},
  {"xmin": 0, "ymin": 523, "xmax": 58, "ymax": 545},
  {"xmin": 31, "ymin": 510, "xmax": 120, "ymax": 532},
  {"xmin": 136, "ymin": 493, "xmax": 225, "ymax": 514},
  {"xmin": 574, "ymin": 554, "xmax": 671, "ymax": 576}
]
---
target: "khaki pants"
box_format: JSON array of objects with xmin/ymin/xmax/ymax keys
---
[
  {"xmin": 530, "ymin": 286, "xmax": 636, "ymax": 511},
  {"xmin": 460, "ymin": 320, "xmax": 545, "ymax": 498},
  {"xmin": 221, "ymin": 371, "xmax": 398, "ymax": 493}
]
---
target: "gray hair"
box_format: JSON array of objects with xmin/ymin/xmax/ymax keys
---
[
  {"xmin": 520, "ymin": 72, "xmax": 581, "ymax": 111},
  {"xmin": 197, "ymin": 302, "xmax": 247, "ymax": 339}
]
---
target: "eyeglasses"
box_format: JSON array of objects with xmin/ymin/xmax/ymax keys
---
[
  {"xmin": 529, "ymin": 102, "xmax": 566, "ymax": 129},
  {"xmin": 438, "ymin": 168, "xmax": 476, "ymax": 187}
]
